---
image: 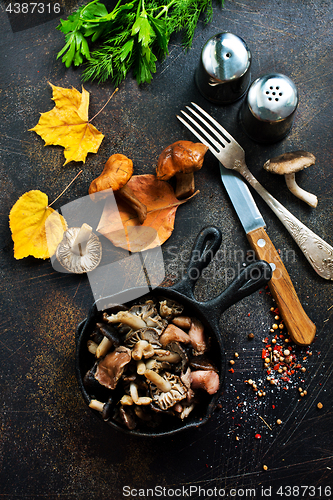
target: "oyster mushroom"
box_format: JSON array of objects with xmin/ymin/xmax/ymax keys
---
[
  {"xmin": 56, "ymin": 223, "xmax": 102, "ymax": 274},
  {"xmin": 191, "ymin": 370, "xmax": 220, "ymax": 395},
  {"xmin": 190, "ymin": 356, "xmax": 217, "ymax": 372},
  {"xmin": 89, "ymin": 153, "xmax": 147, "ymax": 223},
  {"xmin": 104, "ymin": 310, "xmax": 147, "ymax": 330},
  {"xmin": 188, "ymin": 318, "xmax": 207, "ymax": 355},
  {"xmin": 159, "ymin": 299, "xmax": 184, "ymax": 319},
  {"xmin": 172, "ymin": 316, "xmax": 192, "ymax": 329},
  {"xmin": 132, "ymin": 340, "xmax": 149, "ymax": 360},
  {"xmin": 263, "ymin": 151, "xmax": 317, "ymax": 207},
  {"xmin": 119, "ymin": 405, "xmax": 137, "ymax": 430},
  {"xmin": 88, "ymin": 397, "xmax": 113, "ymax": 420},
  {"xmin": 145, "ymin": 369, "xmax": 172, "ymax": 392},
  {"xmin": 95, "ymin": 322, "xmax": 120, "ymax": 358},
  {"xmin": 156, "ymin": 141, "xmax": 208, "ymax": 199},
  {"xmin": 83, "ymin": 363, "xmax": 101, "ymax": 390},
  {"xmin": 149, "ymin": 372, "xmax": 187, "ymax": 410},
  {"xmin": 164, "ymin": 342, "xmax": 189, "ymax": 372},
  {"xmin": 129, "ymin": 302, "xmax": 167, "ymax": 332},
  {"xmin": 159, "ymin": 324, "xmax": 191, "ymax": 346},
  {"xmin": 95, "ymin": 346, "xmax": 131, "ymax": 389}
]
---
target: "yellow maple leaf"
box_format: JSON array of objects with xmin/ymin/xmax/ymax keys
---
[
  {"xmin": 29, "ymin": 83, "xmax": 104, "ymax": 165},
  {"xmin": 9, "ymin": 190, "xmax": 67, "ymax": 260}
]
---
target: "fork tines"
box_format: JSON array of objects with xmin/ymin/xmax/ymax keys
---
[{"xmin": 177, "ymin": 102, "xmax": 233, "ymax": 153}]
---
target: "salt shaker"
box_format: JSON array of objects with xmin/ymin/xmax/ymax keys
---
[
  {"xmin": 240, "ymin": 73, "xmax": 299, "ymax": 143},
  {"xmin": 195, "ymin": 32, "xmax": 251, "ymax": 104}
]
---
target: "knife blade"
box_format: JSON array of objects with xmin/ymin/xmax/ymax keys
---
[{"xmin": 220, "ymin": 162, "xmax": 316, "ymax": 345}]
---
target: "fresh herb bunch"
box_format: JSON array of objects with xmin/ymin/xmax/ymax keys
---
[{"xmin": 56, "ymin": 0, "xmax": 224, "ymax": 85}]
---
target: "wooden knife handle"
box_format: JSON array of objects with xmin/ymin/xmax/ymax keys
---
[{"xmin": 247, "ymin": 227, "xmax": 316, "ymax": 345}]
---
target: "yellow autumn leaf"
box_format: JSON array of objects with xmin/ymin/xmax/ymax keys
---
[
  {"xmin": 9, "ymin": 190, "xmax": 67, "ymax": 260},
  {"xmin": 29, "ymin": 83, "xmax": 104, "ymax": 165}
]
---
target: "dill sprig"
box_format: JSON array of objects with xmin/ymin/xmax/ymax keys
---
[{"xmin": 56, "ymin": 0, "xmax": 224, "ymax": 85}]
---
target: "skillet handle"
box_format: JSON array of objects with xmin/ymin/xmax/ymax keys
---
[
  {"xmin": 202, "ymin": 260, "xmax": 272, "ymax": 317},
  {"xmin": 171, "ymin": 226, "xmax": 222, "ymax": 299}
]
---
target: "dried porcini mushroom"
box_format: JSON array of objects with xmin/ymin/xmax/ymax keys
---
[
  {"xmin": 83, "ymin": 298, "xmax": 219, "ymax": 431},
  {"xmin": 156, "ymin": 141, "xmax": 208, "ymax": 199},
  {"xmin": 89, "ymin": 153, "xmax": 147, "ymax": 223},
  {"xmin": 263, "ymin": 151, "xmax": 317, "ymax": 207},
  {"xmin": 56, "ymin": 223, "xmax": 102, "ymax": 274}
]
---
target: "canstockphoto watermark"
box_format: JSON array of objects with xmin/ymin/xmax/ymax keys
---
[{"xmin": 123, "ymin": 485, "xmax": 258, "ymax": 497}]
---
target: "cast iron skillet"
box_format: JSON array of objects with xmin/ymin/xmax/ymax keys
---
[{"xmin": 76, "ymin": 226, "xmax": 272, "ymax": 437}]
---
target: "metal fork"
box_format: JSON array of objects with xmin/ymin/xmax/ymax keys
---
[{"xmin": 177, "ymin": 102, "xmax": 333, "ymax": 280}]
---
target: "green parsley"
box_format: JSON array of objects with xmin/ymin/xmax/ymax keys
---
[{"xmin": 56, "ymin": 0, "xmax": 224, "ymax": 85}]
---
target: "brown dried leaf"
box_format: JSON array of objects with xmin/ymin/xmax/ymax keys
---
[{"xmin": 97, "ymin": 174, "xmax": 198, "ymax": 252}]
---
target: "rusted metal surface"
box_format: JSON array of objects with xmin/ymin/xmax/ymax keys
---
[{"xmin": 0, "ymin": 0, "xmax": 332, "ymax": 497}]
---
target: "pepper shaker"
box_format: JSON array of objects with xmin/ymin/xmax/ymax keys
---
[{"xmin": 195, "ymin": 32, "xmax": 252, "ymax": 104}]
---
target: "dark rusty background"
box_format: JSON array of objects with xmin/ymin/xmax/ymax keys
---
[{"xmin": 0, "ymin": 0, "xmax": 332, "ymax": 498}]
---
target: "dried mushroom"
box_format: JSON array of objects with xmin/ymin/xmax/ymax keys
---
[
  {"xmin": 159, "ymin": 299, "xmax": 184, "ymax": 318},
  {"xmin": 95, "ymin": 346, "xmax": 131, "ymax": 389},
  {"xmin": 190, "ymin": 370, "xmax": 220, "ymax": 395},
  {"xmin": 89, "ymin": 154, "xmax": 148, "ymax": 223},
  {"xmin": 156, "ymin": 141, "xmax": 208, "ymax": 199},
  {"xmin": 149, "ymin": 372, "xmax": 187, "ymax": 410},
  {"xmin": 83, "ymin": 297, "xmax": 220, "ymax": 431}
]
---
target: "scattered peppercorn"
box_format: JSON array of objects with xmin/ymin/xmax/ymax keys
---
[
  {"xmin": 277, "ymin": 419, "xmax": 282, "ymax": 425},
  {"xmin": 317, "ymin": 402, "xmax": 323, "ymax": 409},
  {"xmin": 248, "ymin": 333, "xmax": 254, "ymax": 340}
]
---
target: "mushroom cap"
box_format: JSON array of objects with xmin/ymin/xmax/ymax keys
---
[
  {"xmin": 89, "ymin": 154, "xmax": 133, "ymax": 196},
  {"xmin": 56, "ymin": 227, "xmax": 102, "ymax": 273},
  {"xmin": 263, "ymin": 151, "xmax": 316, "ymax": 175},
  {"xmin": 156, "ymin": 141, "xmax": 208, "ymax": 180}
]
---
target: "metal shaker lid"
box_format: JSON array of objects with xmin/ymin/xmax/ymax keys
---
[
  {"xmin": 247, "ymin": 73, "xmax": 298, "ymax": 121},
  {"xmin": 195, "ymin": 33, "xmax": 251, "ymax": 104},
  {"xmin": 202, "ymin": 32, "xmax": 251, "ymax": 81}
]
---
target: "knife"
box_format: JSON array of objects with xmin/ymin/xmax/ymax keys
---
[{"xmin": 220, "ymin": 163, "xmax": 316, "ymax": 346}]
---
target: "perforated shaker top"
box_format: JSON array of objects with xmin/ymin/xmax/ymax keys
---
[{"xmin": 247, "ymin": 73, "xmax": 298, "ymax": 122}]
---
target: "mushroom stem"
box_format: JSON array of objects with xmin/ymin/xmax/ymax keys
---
[
  {"xmin": 72, "ymin": 223, "xmax": 93, "ymax": 256},
  {"xmin": 118, "ymin": 185, "xmax": 147, "ymax": 224},
  {"xmin": 89, "ymin": 399, "xmax": 104, "ymax": 412},
  {"xmin": 96, "ymin": 336, "xmax": 113, "ymax": 358},
  {"xmin": 175, "ymin": 172, "xmax": 195, "ymax": 199},
  {"xmin": 144, "ymin": 369, "xmax": 172, "ymax": 392},
  {"xmin": 285, "ymin": 173, "xmax": 318, "ymax": 208},
  {"xmin": 132, "ymin": 340, "xmax": 149, "ymax": 360},
  {"xmin": 120, "ymin": 395, "xmax": 134, "ymax": 406}
]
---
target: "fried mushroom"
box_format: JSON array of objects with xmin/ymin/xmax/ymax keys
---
[{"xmin": 149, "ymin": 372, "xmax": 187, "ymax": 410}]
